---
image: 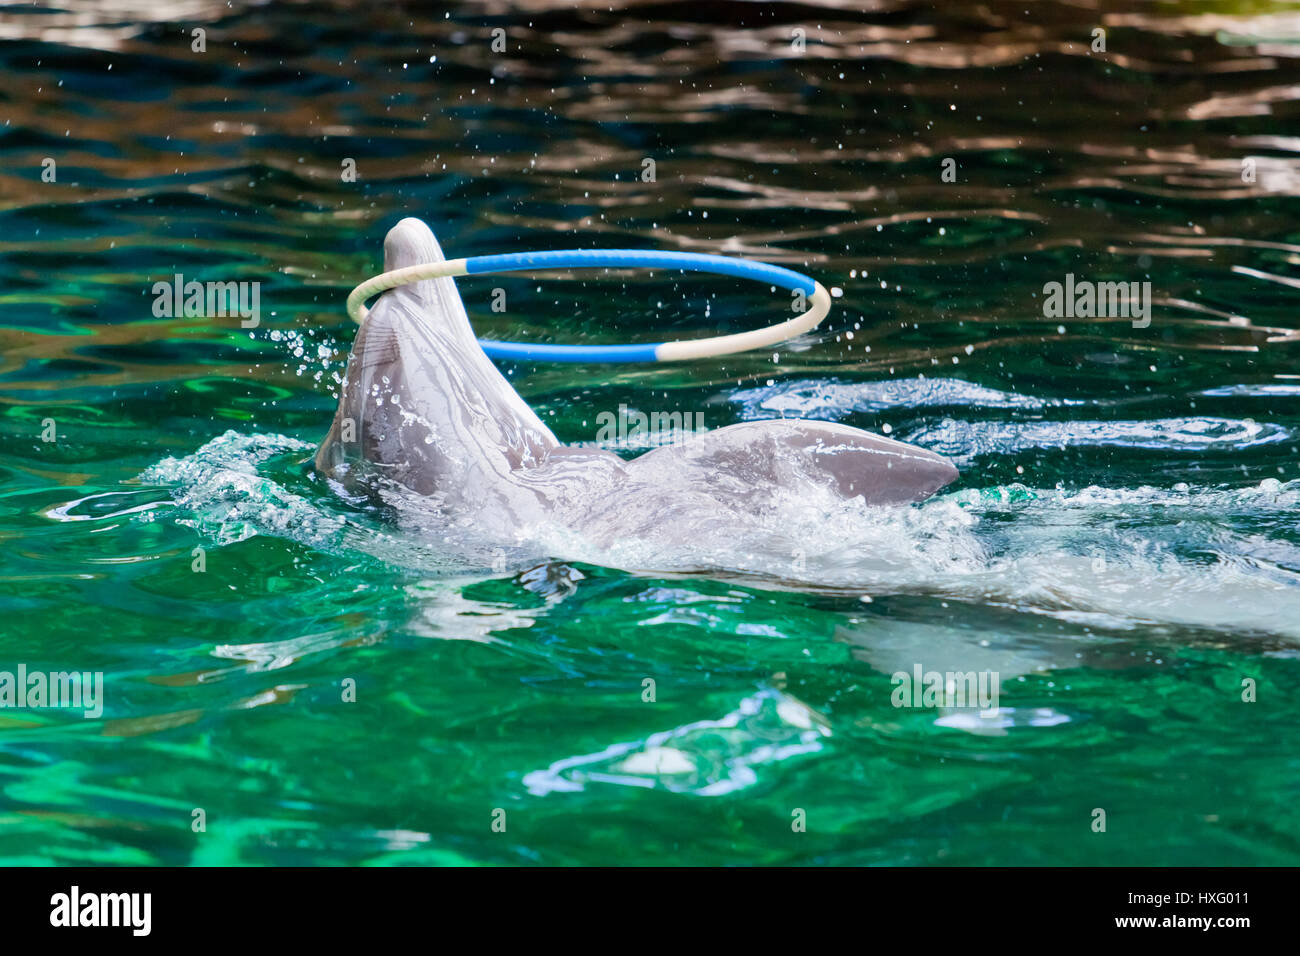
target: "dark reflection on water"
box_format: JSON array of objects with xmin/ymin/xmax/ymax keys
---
[{"xmin": 2, "ymin": 0, "xmax": 1298, "ymax": 411}]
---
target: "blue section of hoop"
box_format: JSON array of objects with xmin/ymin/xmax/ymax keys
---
[
  {"xmin": 461, "ymin": 250, "xmax": 817, "ymax": 362},
  {"xmin": 478, "ymin": 340, "xmax": 662, "ymax": 362}
]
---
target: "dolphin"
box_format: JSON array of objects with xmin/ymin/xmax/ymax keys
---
[{"xmin": 315, "ymin": 218, "xmax": 958, "ymax": 558}]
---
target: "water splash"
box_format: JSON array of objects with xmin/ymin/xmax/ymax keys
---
[
  {"xmin": 729, "ymin": 376, "xmax": 1076, "ymax": 419},
  {"xmin": 138, "ymin": 431, "xmax": 343, "ymax": 548}
]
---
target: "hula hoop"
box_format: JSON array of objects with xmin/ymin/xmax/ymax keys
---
[{"xmin": 346, "ymin": 249, "xmax": 832, "ymax": 362}]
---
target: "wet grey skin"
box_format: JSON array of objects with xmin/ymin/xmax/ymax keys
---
[{"xmin": 316, "ymin": 218, "xmax": 959, "ymax": 546}]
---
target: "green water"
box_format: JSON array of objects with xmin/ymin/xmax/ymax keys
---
[{"xmin": 2, "ymin": 1, "xmax": 1300, "ymax": 865}]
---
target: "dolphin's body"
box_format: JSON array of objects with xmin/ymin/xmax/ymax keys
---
[{"xmin": 316, "ymin": 218, "xmax": 958, "ymax": 556}]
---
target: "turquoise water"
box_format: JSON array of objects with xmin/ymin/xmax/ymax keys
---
[{"xmin": 2, "ymin": 0, "xmax": 1300, "ymax": 865}]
